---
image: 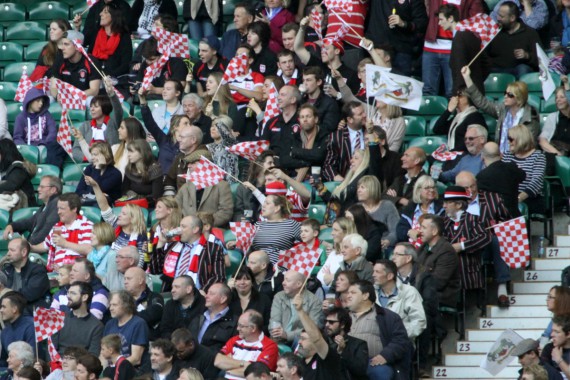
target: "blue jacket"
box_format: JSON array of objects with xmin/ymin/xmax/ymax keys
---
[
  {"xmin": 0, "ymin": 315, "xmax": 36, "ymax": 365},
  {"xmin": 375, "ymin": 304, "xmax": 414, "ymax": 380}
]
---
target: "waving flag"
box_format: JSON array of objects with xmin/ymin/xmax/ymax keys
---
[
  {"xmin": 227, "ymin": 140, "xmax": 270, "ymax": 162},
  {"xmin": 432, "ymin": 144, "xmax": 463, "ymax": 161},
  {"xmin": 141, "ymin": 52, "xmax": 170, "ymax": 92},
  {"xmin": 222, "ymin": 53, "xmax": 248, "ymax": 84},
  {"xmin": 492, "ymin": 217, "xmax": 530, "ymax": 269},
  {"xmin": 152, "ymin": 27, "xmax": 190, "ymax": 59},
  {"xmin": 87, "ymin": 0, "xmax": 99, "ymax": 7},
  {"xmin": 278, "ymin": 245, "xmax": 322, "ymax": 277},
  {"xmin": 34, "ymin": 307, "xmax": 65, "ymax": 362},
  {"xmin": 14, "ymin": 67, "xmax": 33, "ymax": 103},
  {"xmin": 178, "ymin": 156, "xmax": 226, "ymax": 190},
  {"xmin": 536, "ymin": 43, "xmax": 556, "ymax": 101},
  {"xmin": 366, "ymin": 64, "xmax": 424, "ymax": 111},
  {"xmin": 311, "ymin": 7, "xmax": 323, "ymax": 40},
  {"xmin": 229, "ymin": 222, "xmax": 257, "ymax": 253},
  {"xmin": 323, "ymin": 24, "xmax": 349, "ymax": 47},
  {"xmin": 57, "ymin": 110, "xmax": 73, "ymax": 157},
  {"xmin": 324, "ymin": 0, "xmax": 353, "ymax": 12},
  {"xmin": 54, "ymin": 79, "xmax": 86, "ymax": 110},
  {"xmin": 456, "ymin": 13, "xmax": 501, "ymax": 49},
  {"xmin": 262, "ymin": 83, "xmax": 279, "ymax": 127}
]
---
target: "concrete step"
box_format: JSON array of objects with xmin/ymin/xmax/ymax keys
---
[
  {"xmin": 487, "ymin": 305, "xmax": 552, "ymax": 318},
  {"xmin": 513, "ymin": 282, "xmax": 557, "ymax": 294},
  {"xmin": 523, "ymin": 270, "xmax": 561, "ymax": 282},
  {"xmin": 455, "ymin": 341, "xmax": 493, "ymax": 353},
  {"xmin": 545, "ymin": 247, "xmax": 570, "ymax": 258},
  {"xmin": 432, "ymin": 366, "xmax": 520, "ymax": 379},
  {"xmin": 507, "ymin": 294, "xmax": 549, "ymax": 306},
  {"xmin": 533, "ymin": 258, "xmax": 568, "ymax": 270},
  {"xmin": 466, "ymin": 329, "xmax": 543, "ymax": 342},
  {"xmin": 477, "ymin": 317, "xmax": 551, "ymax": 329},
  {"xmin": 555, "ymin": 235, "xmax": 570, "ymax": 246},
  {"xmin": 445, "ymin": 354, "xmax": 521, "ymax": 366}
]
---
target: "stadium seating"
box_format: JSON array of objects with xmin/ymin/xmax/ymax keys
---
[
  {"xmin": 0, "ymin": 3, "xmax": 26, "ymax": 25},
  {"xmin": 484, "ymin": 73, "xmax": 515, "ymax": 99},
  {"xmin": 0, "ymin": 42, "xmax": 24, "ymax": 68},
  {"xmin": 5, "ymin": 22, "xmax": 47, "ymax": 46},
  {"xmin": 0, "ymin": 210, "xmax": 8, "ymax": 229},
  {"xmin": 62, "ymin": 163, "xmax": 89, "ymax": 185},
  {"xmin": 80, "ymin": 207, "xmax": 102, "ymax": 224},
  {"xmin": 0, "ymin": 82, "xmax": 17, "ymax": 101},
  {"xmin": 11, "ymin": 207, "xmax": 40, "ymax": 224},
  {"xmin": 405, "ymin": 96, "xmax": 447, "ymax": 122},
  {"xmin": 3, "ymin": 62, "xmax": 36, "ymax": 81},
  {"xmin": 24, "ymin": 41, "xmax": 47, "ymax": 62},
  {"xmin": 28, "ymin": 2, "xmax": 70, "ymax": 24},
  {"xmin": 32, "ymin": 164, "xmax": 60, "ymax": 186},
  {"xmin": 408, "ymin": 136, "xmax": 447, "ymax": 155},
  {"xmin": 17, "ymin": 145, "xmax": 40, "ymax": 164},
  {"xmin": 404, "ymin": 116, "xmax": 426, "ymax": 141}
]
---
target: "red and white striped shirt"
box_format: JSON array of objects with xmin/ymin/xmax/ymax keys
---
[
  {"xmin": 44, "ymin": 215, "xmax": 93, "ymax": 271},
  {"xmin": 221, "ymin": 333, "xmax": 278, "ymax": 379},
  {"xmin": 325, "ymin": 0, "xmax": 367, "ymax": 48}
]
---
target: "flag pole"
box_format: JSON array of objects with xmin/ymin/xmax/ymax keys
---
[
  {"xmin": 65, "ymin": 111, "xmax": 88, "ymax": 175},
  {"xmin": 233, "ymin": 253, "xmax": 247, "ymax": 280},
  {"xmin": 200, "ymin": 156, "xmax": 244, "ymax": 185},
  {"xmin": 466, "ymin": 28, "xmax": 501, "ymax": 68},
  {"xmin": 327, "ymin": 7, "xmax": 362, "ymax": 41},
  {"xmin": 33, "ymin": 308, "xmax": 39, "ymax": 363}
]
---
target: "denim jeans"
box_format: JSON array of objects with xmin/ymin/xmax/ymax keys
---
[
  {"xmin": 422, "ymin": 51, "xmax": 453, "ymax": 98},
  {"xmin": 187, "ymin": 20, "xmax": 216, "ymax": 40},
  {"xmin": 491, "ymin": 64, "xmax": 534, "ymax": 79},
  {"xmin": 367, "ymin": 362, "xmax": 394, "ymax": 380},
  {"xmin": 483, "ymin": 235, "xmax": 511, "ymax": 283},
  {"xmin": 392, "ymin": 52, "xmax": 413, "ymax": 77}
]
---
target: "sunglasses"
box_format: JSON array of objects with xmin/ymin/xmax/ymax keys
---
[{"xmin": 504, "ymin": 91, "xmax": 515, "ymax": 99}]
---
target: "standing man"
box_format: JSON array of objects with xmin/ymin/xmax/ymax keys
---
[
  {"xmin": 192, "ymin": 37, "xmax": 227, "ymax": 96},
  {"xmin": 301, "ymin": 66, "xmax": 340, "ymax": 134},
  {"xmin": 261, "ymin": 85, "xmax": 301, "ymax": 155}
]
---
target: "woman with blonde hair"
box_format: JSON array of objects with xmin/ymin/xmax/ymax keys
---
[
  {"xmin": 149, "ymin": 197, "xmax": 182, "ymax": 274},
  {"xmin": 203, "ymin": 72, "xmax": 239, "ymax": 119},
  {"xmin": 502, "ymin": 124, "xmax": 546, "ymax": 214},
  {"xmin": 462, "ymin": 66, "xmax": 540, "ymax": 154},
  {"xmin": 178, "ymin": 368, "xmax": 204, "ymax": 380},
  {"xmin": 396, "ymin": 175, "xmax": 444, "ymax": 247}
]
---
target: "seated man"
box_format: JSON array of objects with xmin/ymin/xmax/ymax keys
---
[
  {"xmin": 214, "ymin": 310, "xmax": 278, "ymax": 379},
  {"xmin": 124, "ymin": 267, "xmax": 164, "ymax": 340},
  {"xmin": 541, "ymin": 315, "xmax": 570, "ymax": 378},
  {"xmin": 148, "ymin": 339, "xmax": 178, "ymax": 380},
  {"xmin": 170, "ymin": 328, "xmax": 218, "ymax": 380},
  {"xmin": 2, "ymin": 238, "xmax": 50, "ymax": 310},
  {"xmin": 373, "ymin": 260, "xmax": 426, "ymax": 341},
  {"xmin": 247, "ymin": 250, "xmax": 283, "ymax": 301},
  {"xmin": 391, "ymin": 242, "xmax": 419, "ymax": 286},
  {"xmin": 30, "ymin": 193, "xmax": 93, "ymax": 272},
  {"xmin": 104, "ymin": 246, "xmax": 140, "ymax": 292},
  {"xmin": 437, "ymin": 125, "xmax": 487, "ymax": 183},
  {"xmin": 510, "ymin": 338, "xmax": 562, "ymax": 380},
  {"xmin": 269, "ymin": 270, "xmax": 323, "ymax": 347},
  {"xmin": 0, "ymin": 292, "xmax": 36, "ymax": 365},
  {"xmin": 276, "ymin": 352, "xmax": 306, "ymax": 380},
  {"xmin": 383, "ymin": 147, "xmax": 427, "ymax": 209},
  {"xmin": 160, "ymin": 276, "xmax": 205, "ymax": 339}
]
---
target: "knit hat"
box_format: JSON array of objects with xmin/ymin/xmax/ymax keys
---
[
  {"xmin": 510, "ymin": 339, "xmax": 539, "ymax": 357},
  {"xmin": 443, "ymin": 185, "xmax": 470, "ymax": 202},
  {"xmin": 184, "ymin": 149, "xmax": 212, "ymax": 164}
]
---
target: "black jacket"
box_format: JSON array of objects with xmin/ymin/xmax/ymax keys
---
[
  {"xmin": 160, "ymin": 290, "xmax": 206, "ymax": 339},
  {"xmin": 0, "ymin": 162, "xmax": 36, "ymax": 207},
  {"xmin": 328, "ymin": 335, "xmax": 369, "ymax": 380},
  {"xmin": 306, "ymin": 92, "xmax": 340, "ymax": 134},
  {"xmin": 189, "ymin": 309, "xmax": 237, "ymax": 353},
  {"xmin": 3, "ymin": 259, "xmax": 50, "ymax": 312},
  {"xmin": 135, "ymin": 287, "xmax": 164, "ymax": 341},
  {"xmin": 129, "ymin": 0, "xmax": 178, "ymax": 33},
  {"xmin": 11, "ymin": 194, "xmax": 59, "ymax": 245},
  {"xmin": 228, "ymin": 290, "xmax": 272, "ymax": 333},
  {"xmin": 280, "ymin": 126, "xmax": 329, "ymax": 170},
  {"xmin": 257, "ymin": 267, "xmax": 284, "ymax": 301}
]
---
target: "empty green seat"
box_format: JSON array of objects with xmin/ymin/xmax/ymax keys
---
[
  {"xmin": 24, "ymin": 41, "xmax": 48, "ymax": 62},
  {"xmin": 226, "ymin": 249, "xmax": 243, "ymax": 278},
  {"xmin": 308, "ymin": 204, "xmax": 326, "ymax": 224},
  {"xmin": 5, "ymin": 22, "xmax": 47, "ymax": 46},
  {"xmin": 189, "ymin": 39, "xmax": 200, "ymax": 60},
  {"xmin": 68, "ymin": 109, "xmax": 87, "ymax": 124},
  {"xmin": 541, "ymin": 95, "xmax": 557, "ymax": 113},
  {"xmin": 0, "ymin": 82, "xmax": 18, "ymax": 102},
  {"xmin": 32, "ymin": 164, "xmax": 60, "ymax": 186},
  {"xmin": 405, "ymin": 96, "xmax": 447, "ymax": 120},
  {"xmin": 12, "ymin": 207, "xmax": 40, "ymax": 224},
  {"xmin": 0, "ymin": 42, "xmax": 24, "ymax": 67},
  {"xmin": 527, "ymin": 94, "xmax": 541, "ymax": 112},
  {"xmin": 556, "ymin": 156, "xmax": 570, "ymax": 189},
  {"xmin": 408, "ymin": 136, "xmax": 448, "ymax": 155},
  {"xmin": 62, "ymin": 163, "xmax": 89, "ymax": 184},
  {"xmin": 79, "ymin": 206, "xmax": 102, "ymax": 223},
  {"xmin": 484, "ymin": 73, "xmax": 516, "ymax": 99},
  {"xmin": 519, "ymin": 72, "xmax": 542, "ymax": 94},
  {"xmin": 17, "ymin": 145, "xmax": 40, "ymax": 164},
  {"xmin": 3, "ymin": 62, "xmax": 36, "ymax": 82},
  {"xmin": 0, "ymin": 3, "xmax": 26, "ymax": 25},
  {"xmin": 29, "ymin": 2, "xmax": 70, "ymax": 23},
  {"xmin": 6, "ymin": 102, "xmax": 23, "ymax": 125},
  {"xmin": 319, "ymin": 227, "xmax": 333, "ymax": 244},
  {"xmin": 404, "ymin": 115, "xmax": 427, "ymax": 140}
]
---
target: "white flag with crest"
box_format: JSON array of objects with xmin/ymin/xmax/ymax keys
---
[
  {"xmin": 536, "ymin": 43, "xmax": 556, "ymax": 101},
  {"xmin": 366, "ymin": 64, "xmax": 424, "ymax": 111}
]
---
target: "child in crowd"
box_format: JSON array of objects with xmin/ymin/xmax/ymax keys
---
[
  {"xmin": 13, "ymin": 88, "xmax": 57, "ymax": 147},
  {"xmin": 296, "ymin": 218, "xmax": 326, "ymax": 275},
  {"xmin": 100, "ymin": 334, "xmax": 136, "ymax": 380},
  {"xmin": 88, "ymin": 222, "xmax": 115, "ymax": 277},
  {"xmin": 56, "ymin": 264, "xmax": 73, "ymax": 288}
]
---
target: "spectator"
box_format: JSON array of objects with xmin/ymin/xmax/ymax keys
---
[
  {"xmin": 30, "ymin": 19, "xmax": 71, "ymax": 81},
  {"xmin": 149, "ymin": 80, "xmax": 185, "ymax": 134},
  {"xmin": 170, "ymin": 328, "xmax": 218, "ymax": 379},
  {"xmin": 248, "ymin": 21, "xmax": 278, "ymax": 76},
  {"xmin": 51, "ymin": 31, "xmax": 101, "ymax": 97},
  {"xmin": 112, "ymin": 117, "xmax": 147, "ymax": 176},
  {"xmin": 85, "ymin": 2, "xmax": 132, "ymax": 80},
  {"xmin": 503, "ymin": 124, "xmax": 547, "ymax": 214},
  {"xmin": 124, "ymin": 267, "xmax": 164, "ymax": 340},
  {"xmin": 246, "ymin": 250, "xmax": 284, "ymax": 301},
  {"xmin": 130, "ymin": 0, "xmax": 178, "ymax": 38},
  {"xmin": 75, "ymin": 142, "xmax": 123, "ymax": 206},
  {"xmin": 367, "ymin": 127, "xmax": 403, "ymax": 190},
  {"xmin": 486, "ymin": 1, "xmax": 541, "ymax": 77},
  {"xmin": 13, "ymin": 89, "xmax": 57, "ymax": 148},
  {"xmin": 51, "ymin": 257, "xmax": 110, "ymax": 320},
  {"xmin": 462, "ymin": 66, "xmax": 540, "ymax": 154},
  {"xmin": 301, "ymin": 66, "xmax": 340, "ymax": 134},
  {"xmin": 39, "ymin": 346, "xmax": 88, "ymax": 380},
  {"xmin": 541, "ymin": 315, "xmax": 570, "ymax": 377},
  {"xmin": 104, "ymin": 290, "xmax": 149, "ymax": 367},
  {"xmin": 261, "ymin": 85, "xmax": 301, "ymax": 155},
  {"xmin": 276, "ymin": 353, "xmax": 306, "ymax": 380},
  {"xmin": 182, "ymin": 0, "xmax": 219, "ymax": 41},
  {"xmin": 191, "ymin": 38, "xmax": 228, "ymax": 97},
  {"xmin": 539, "ymin": 86, "xmax": 570, "ymax": 156},
  {"xmin": 346, "ymin": 280, "xmax": 412, "ymax": 380},
  {"xmin": 157, "ymin": 215, "xmax": 226, "ymax": 290},
  {"xmin": 323, "ymin": 270, "xmax": 359, "ymax": 310},
  {"xmin": 345, "ymin": 204, "xmax": 385, "ymax": 262},
  {"xmin": 31, "ymin": 193, "xmax": 93, "ymax": 271},
  {"xmin": 491, "ymin": 0, "xmax": 549, "ymax": 30},
  {"xmin": 0, "ymin": 293, "xmax": 36, "ymax": 363},
  {"xmin": 369, "ymin": 102, "xmax": 405, "ymax": 153},
  {"xmin": 100, "ymin": 334, "xmax": 137, "ymax": 380},
  {"xmin": 317, "ymin": 218, "xmax": 357, "ymax": 293},
  {"xmin": 148, "ymin": 339, "xmax": 178, "ymax": 380},
  {"xmin": 104, "ymin": 246, "xmax": 140, "ymax": 292},
  {"xmin": 190, "ymin": 283, "xmax": 237, "ymax": 352},
  {"xmin": 52, "ymin": 282, "xmax": 104, "ymax": 355},
  {"xmin": 522, "ymin": 364, "xmax": 550, "ymax": 380},
  {"xmin": 214, "ymin": 310, "xmax": 279, "ymax": 378},
  {"xmin": 250, "ymin": 195, "xmax": 301, "ymax": 265},
  {"xmin": 332, "ymin": 234, "xmax": 373, "ymax": 287},
  {"xmin": 203, "ymin": 72, "xmax": 239, "ymax": 122},
  {"xmin": 391, "ymin": 242, "xmax": 419, "ymax": 285},
  {"xmin": 396, "ymin": 175, "xmax": 444, "ymax": 247},
  {"xmin": 164, "ymin": 125, "xmax": 206, "ymax": 195},
  {"xmin": 160, "ymin": 276, "xmax": 205, "ymax": 339},
  {"xmin": 276, "ymin": 49, "xmax": 302, "ymax": 86},
  {"xmin": 432, "ymin": 87, "xmax": 488, "ymax": 152},
  {"xmin": 322, "ymin": 307, "xmax": 368, "ymax": 380},
  {"xmin": 244, "ymin": 363, "xmax": 273, "ymax": 380},
  {"xmin": 207, "ymin": 116, "xmax": 239, "ymax": 184},
  {"xmin": 121, "ymin": 139, "xmax": 163, "ymax": 207},
  {"xmin": 73, "ymin": 0, "xmax": 131, "ymax": 43},
  {"xmin": 4, "ymin": 342, "xmax": 34, "ymax": 379},
  {"xmin": 383, "ymin": 147, "xmax": 427, "ymax": 209},
  {"xmin": 74, "ymin": 354, "xmax": 103, "ymax": 380},
  {"xmin": 510, "ymin": 338, "xmax": 562, "ymax": 380},
  {"xmin": 269, "ymin": 270, "xmax": 323, "ymax": 346},
  {"xmin": 258, "ymin": 0, "xmax": 295, "ymax": 54},
  {"xmin": 3, "ymin": 176, "xmax": 61, "ymax": 245},
  {"xmin": 0, "ymin": 139, "xmax": 37, "ymax": 208},
  {"xmin": 437, "ymin": 124, "xmax": 488, "ymax": 183},
  {"xmin": 220, "ymin": 4, "xmax": 255, "ymax": 60},
  {"xmin": 16, "ymin": 367, "xmax": 41, "ymax": 380}
]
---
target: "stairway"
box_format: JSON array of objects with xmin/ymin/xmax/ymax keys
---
[{"xmin": 429, "ymin": 235, "xmax": 570, "ymax": 379}]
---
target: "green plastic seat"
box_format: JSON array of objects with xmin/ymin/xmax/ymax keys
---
[
  {"xmin": 319, "ymin": 227, "xmax": 333, "ymax": 244},
  {"xmin": 148, "ymin": 210, "xmax": 157, "ymax": 227},
  {"xmin": 404, "ymin": 116, "xmax": 426, "ymax": 140},
  {"xmin": 308, "ymin": 204, "xmax": 326, "ymax": 224},
  {"xmin": 189, "ymin": 39, "xmax": 200, "ymax": 60},
  {"xmin": 0, "ymin": 42, "xmax": 24, "ymax": 67},
  {"xmin": 230, "ymin": 182, "xmax": 239, "ymax": 204},
  {"xmin": 224, "ymin": 228, "xmax": 236, "ymax": 242},
  {"xmin": 6, "ymin": 102, "xmax": 24, "ymax": 125},
  {"xmin": 0, "ymin": 3, "xmax": 26, "ymax": 25},
  {"xmin": 323, "ymin": 181, "xmax": 340, "ymax": 195},
  {"xmin": 49, "ymin": 102, "xmax": 63, "ymax": 121},
  {"xmin": 405, "ymin": 96, "xmax": 447, "ymax": 120},
  {"xmin": 0, "ymin": 82, "xmax": 18, "ymax": 102},
  {"xmin": 67, "ymin": 109, "xmax": 87, "ymax": 124},
  {"xmin": 79, "ymin": 206, "xmax": 101, "ymax": 223},
  {"xmin": 484, "ymin": 73, "xmax": 516, "ymax": 99},
  {"xmin": 62, "ymin": 163, "xmax": 89, "ymax": 185},
  {"xmin": 29, "ymin": 2, "xmax": 70, "ymax": 23},
  {"xmin": 519, "ymin": 72, "xmax": 542, "ymax": 94},
  {"xmin": 11, "ymin": 207, "xmax": 40, "ymax": 225},
  {"xmin": 70, "ymin": 1, "xmax": 88, "ymax": 19},
  {"xmin": 541, "ymin": 94, "xmax": 557, "ymax": 113},
  {"xmin": 482, "ymin": 113, "xmax": 497, "ymax": 140},
  {"xmin": 17, "ymin": 145, "xmax": 39, "ymax": 164},
  {"xmin": 132, "ymin": 39, "xmax": 143, "ymax": 53},
  {"xmin": 407, "ymin": 136, "xmax": 448, "ymax": 155},
  {"xmin": 5, "ymin": 22, "xmax": 47, "ymax": 46},
  {"xmin": 226, "ymin": 249, "xmax": 243, "ymax": 279},
  {"xmin": 24, "ymin": 41, "xmax": 47, "ymax": 62},
  {"xmin": 148, "ymin": 274, "xmax": 163, "ymax": 293},
  {"xmin": 148, "ymin": 100, "xmax": 165, "ymax": 111},
  {"xmin": 62, "ymin": 184, "xmax": 76, "ymax": 193},
  {"xmin": 527, "ymin": 94, "xmax": 541, "ymax": 112},
  {"xmin": 3, "ymin": 62, "xmax": 36, "ymax": 82},
  {"xmin": 556, "ymin": 156, "xmax": 570, "ymax": 189},
  {"xmin": 149, "ymin": 142, "xmax": 160, "ymax": 158},
  {"xmin": 32, "ymin": 164, "xmax": 60, "ymax": 186},
  {"xmin": 540, "ymin": 113, "xmax": 549, "ymax": 128},
  {"xmin": 0, "ymin": 210, "xmax": 9, "ymax": 229}
]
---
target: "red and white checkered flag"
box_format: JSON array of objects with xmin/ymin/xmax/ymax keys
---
[
  {"xmin": 226, "ymin": 140, "xmax": 270, "ymax": 162},
  {"xmin": 323, "ymin": 0, "xmax": 353, "ymax": 12},
  {"xmin": 456, "ymin": 13, "xmax": 501, "ymax": 49},
  {"xmin": 178, "ymin": 156, "xmax": 226, "ymax": 190},
  {"xmin": 230, "ymin": 222, "xmax": 257, "ymax": 253},
  {"xmin": 34, "ymin": 307, "xmax": 65, "ymax": 342},
  {"xmin": 311, "ymin": 7, "xmax": 323, "ymax": 40},
  {"xmin": 222, "ymin": 53, "xmax": 248, "ymax": 84},
  {"xmin": 323, "ymin": 24, "xmax": 349, "ymax": 47},
  {"xmin": 492, "ymin": 217, "xmax": 530, "ymax": 268},
  {"xmin": 14, "ymin": 67, "xmax": 33, "ymax": 103},
  {"xmin": 278, "ymin": 245, "xmax": 321, "ymax": 277},
  {"xmin": 87, "ymin": 0, "xmax": 99, "ymax": 7},
  {"xmin": 262, "ymin": 83, "xmax": 279, "ymax": 127},
  {"xmin": 142, "ymin": 52, "xmax": 170, "ymax": 92},
  {"xmin": 432, "ymin": 144, "xmax": 463, "ymax": 161},
  {"xmin": 54, "ymin": 79, "xmax": 86, "ymax": 110},
  {"xmin": 57, "ymin": 109, "xmax": 73, "ymax": 157},
  {"xmin": 152, "ymin": 26, "xmax": 190, "ymax": 59}
]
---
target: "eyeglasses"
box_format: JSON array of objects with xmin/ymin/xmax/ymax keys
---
[
  {"xmin": 38, "ymin": 185, "xmax": 55, "ymax": 189},
  {"xmin": 508, "ymin": 136, "xmax": 515, "ymax": 142},
  {"xmin": 464, "ymin": 136, "xmax": 481, "ymax": 142},
  {"xmin": 393, "ymin": 253, "xmax": 409, "ymax": 257},
  {"xmin": 325, "ymin": 319, "xmax": 339, "ymax": 324},
  {"xmin": 504, "ymin": 91, "xmax": 516, "ymax": 99}
]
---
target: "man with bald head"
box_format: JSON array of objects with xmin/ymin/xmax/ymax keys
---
[
  {"xmin": 477, "ymin": 141, "xmax": 525, "ymax": 218},
  {"xmin": 384, "ymin": 146, "xmax": 427, "ymax": 208},
  {"xmin": 104, "ymin": 246, "xmax": 139, "ymax": 292},
  {"xmin": 164, "ymin": 124, "xmax": 207, "ymax": 196},
  {"xmin": 157, "ymin": 215, "xmax": 225, "ymax": 292},
  {"xmin": 160, "ymin": 276, "xmax": 205, "ymax": 339},
  {"xmin": 247, "ymin": 250, "xmax": 283, "ymax": 300},
  {"xmin": 261, "ymin": 85, "xmax": 301, "ymax": 156},
  {"xmin": 269, "ymin": 270, "xmax": 323, "ymax": 347},
  {"xmin": 124, "ymin": 267, "xmax": 164, "ymax": 340}
]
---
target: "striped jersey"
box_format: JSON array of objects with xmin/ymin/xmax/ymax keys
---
[
  {"xmin": 221, "ymin": 333, "xmax": 279, "ymax": 379},
  {"xmin": 45, "ymin": 215, "xmax": 93, "ymax": 271}
]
